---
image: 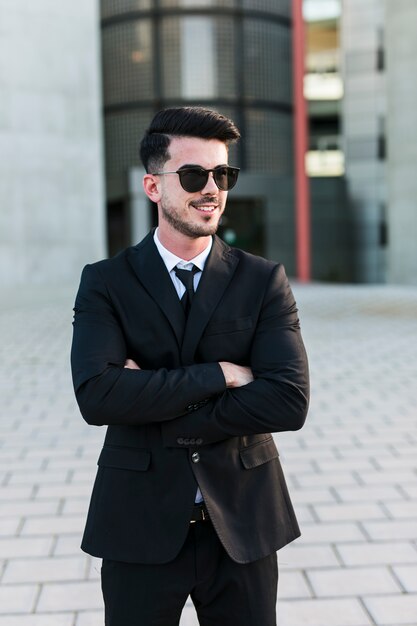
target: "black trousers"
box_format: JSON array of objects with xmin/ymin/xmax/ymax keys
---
[{"xmin": 101, "ymin": 519, "xmax": 278, "ymax": 626}]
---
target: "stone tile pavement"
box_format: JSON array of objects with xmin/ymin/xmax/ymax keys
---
[{"xmin": 0, "ymin": 282, "xmax": 416, "ymax": 625}]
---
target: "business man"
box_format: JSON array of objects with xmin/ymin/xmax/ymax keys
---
[{"xmin": 71, "ymin": 106, "xmax": 309, "ymax": 626}]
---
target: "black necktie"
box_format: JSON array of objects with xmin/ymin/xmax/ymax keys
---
[{"xmin": 174, "ymin": 265, "xmax": 199, "ymax": 317}]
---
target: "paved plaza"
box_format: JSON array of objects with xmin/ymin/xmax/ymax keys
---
[{"xmin": 0, "ymin": 280, "xmax": 416, "ymax": 625}]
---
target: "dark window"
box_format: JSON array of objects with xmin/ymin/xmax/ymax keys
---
[
  {"xmin": 379, "ymin": 203, "xmax": 388, "ymax": 247},
  {"xmin": 107, "ymin": 200, "xmax": 131, "ymax": 257},
  {"xmin": 376, "ymin": 27, "xmax": 385, "ymax": 72},
  {"xmin": 218, "ymin": 197, "xmax": 265, "ymax": 257},
  {"xmin": 377, "ymin": 116, "xmax": 386, "ymax": 160}
]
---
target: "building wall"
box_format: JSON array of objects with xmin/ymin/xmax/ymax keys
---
[
  {"xmin": 0, "ymin": 0, "xmax": 106, "ymax": 287},
  {"xmin": 310, "ymin": 176, "xmax": 355, "ymax": 282},
  {"xmin": 340, "ymin": 0, "xmax": 387, "ymax": 282},
  {"xmin": 385, "ymin": 0, "xmax": 417, "ymax": 285}
]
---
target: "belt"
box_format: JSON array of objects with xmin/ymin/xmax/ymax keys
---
[{"xmin": 190, "ymin": 503, "xmax": 209, "ymax": 523}]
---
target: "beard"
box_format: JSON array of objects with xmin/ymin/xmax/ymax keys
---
[{"xmin": 160, "ymin": 195, "xmax": 222, "ymax": 238}]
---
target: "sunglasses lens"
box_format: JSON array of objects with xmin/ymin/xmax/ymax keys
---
[
  {"xmin": 213, "ymin": 167, "xmax": 239, "ymax": 191},
  {"xmin": 212, "ymin": 167, "xmax": 228, "ymax": 191},
  {"xmin": 177, "ymin": 166, "xmax": 240, "ymax": 192},
  {"xmin": 178, "ymin": 168, "xmax": 208, "ymax": 192}
]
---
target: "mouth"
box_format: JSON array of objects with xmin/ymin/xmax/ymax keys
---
[
  {"xmin": 193, "ymin": 205, "xmax": 218, "ymax": 213},
  {"xmin": 190, "ymin": 199, "xmax": 219, "ymax": 214}
]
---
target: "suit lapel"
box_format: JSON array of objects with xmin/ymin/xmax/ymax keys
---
[
  {"xmin": 181, "ymin": 236, "xmax": 239, "ymax": 365},
  {"xmin": 127, "ymin": 233, "xmax": 186, "ymax": 347}
]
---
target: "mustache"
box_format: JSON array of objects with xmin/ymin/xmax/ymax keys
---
[{"xmin": 190, "ymin": 197, "xmax": 219, "ymax": 207}]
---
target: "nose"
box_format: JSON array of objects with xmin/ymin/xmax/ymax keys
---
[{"xmin": 200, "ymin": 171, "xmax": 219, "ymax": 195}]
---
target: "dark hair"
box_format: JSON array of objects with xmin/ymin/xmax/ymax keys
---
[{"xmin": 139, "ymin": 106, "xmax": 241, "ymax": 173}]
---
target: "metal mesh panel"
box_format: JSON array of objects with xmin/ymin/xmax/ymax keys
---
[
  {"xmin": 161, "ymin": 16, "xmax": 236, "ymax": 99},
  {"xmin": 104, "ymin": 110, "xmax": 152, "ymax": 176},
  {"xmin": 242, "ymin": 0, "xmax": 290, "ymax": 17},
  {"xmin": 243, "ymin": 19, "xmax": 292, "ymax": 104},
  {"xmin": 102, "ymin": 20, "xmax": 154, "ymax": 105},
  {"xmin": 245, "ymin": 109, "xmax": 293, "ymax": 174},
  {"xmin": 160, "ymin": 0, "xmax": 235, "ymax": 7},
  {"xmin": 101, "ymin": 0, "xmax": 152, "ymax": 19}
]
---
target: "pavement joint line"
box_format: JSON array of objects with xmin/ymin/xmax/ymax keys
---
[
  {"xmin": 307, "ymin": 504, "xmax": 320, "ymax": 523},
  {"xmin": 15, "ymin": 518, "xmax": 25, "ymax": 536},
  {"xmin": 31, "ymin": 485, "xmax": 40, "ymax": 500},
  {"xmin": 32, "ymin": 583, "xmax": 43, "ymax": 613},
  {"xmin": 300, "ymin": 568, "xmax": 316, "ymax": 598},
  {"xmin": 358, "ymin": 595, "xmax": 378, "ymax": 626},
  {"xmin": 44, "ymin": 536, "xmax": 56, "ymax": 557},
  {"xmin": 332, "ymin": 543, "xmax": 345, "ymax": 568},
  {"xmin": 388, "ymin": 564, "xmax": 407, "ymax": 594},
  {"xmin": 370, "ymin": 457, "xmax": 380, "ymax": 470}
]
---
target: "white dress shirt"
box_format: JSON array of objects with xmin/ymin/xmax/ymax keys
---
[
  {"xmin": 153, "ymin": 228, "xmax": 213, "ymax": 503},
  {"xmin": 153, "ymin": 228, "xmax": 212, "ymax": 298}
]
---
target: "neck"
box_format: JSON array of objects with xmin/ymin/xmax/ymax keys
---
[{"xmin": 157, "ymin": 225, "xmax": 211, "ymax": 261}]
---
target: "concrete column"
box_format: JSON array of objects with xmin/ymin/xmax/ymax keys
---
[
  {"xmin": 129, "ymin": 168, "xmax": 151, "ymax": 244},
  {"xmin": 385, "ymin": 0, "xmax": 417, "ymax": 285},
  {"xmin": 0, "ymin": 0, "xmax": 106, "ymax": 287}
]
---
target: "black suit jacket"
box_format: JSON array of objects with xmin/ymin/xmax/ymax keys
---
[{"xmin": 71, "ymin": 232, "xmax": 309, "ymax": 564}]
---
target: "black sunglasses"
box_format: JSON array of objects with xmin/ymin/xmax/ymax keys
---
[{"xmin": 152, "ymin": 165, "xmax": 240, "ymax": 193}]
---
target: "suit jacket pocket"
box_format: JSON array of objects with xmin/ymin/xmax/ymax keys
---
[
  {"xmin": 239, "ymin": 437, "xmax": 279, "ymax": 469},
  {"xmin": 203, "ymin": 316, "xmax": 253, "ymax": 336},
  {"xmin": 97, "ymin": 446, "xmax": 151, "ymax": 472}
]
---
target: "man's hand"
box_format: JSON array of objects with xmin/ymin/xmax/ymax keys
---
[
  {"xmin": 124, "ymin": 359, "xmax": 141, "ymax": 370},
  {"xmin": 219, "ymin": 362, "xmax": 254, "ymax": 388}
]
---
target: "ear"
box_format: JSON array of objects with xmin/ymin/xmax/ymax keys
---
[{"xmin": 143, "ymin": 174, "xmax": 161, "ymax": 203}]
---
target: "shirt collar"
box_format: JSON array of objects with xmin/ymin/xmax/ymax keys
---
[{"xmin": 153, "ymin": 228, "xmax": 213, "ymax": 273}]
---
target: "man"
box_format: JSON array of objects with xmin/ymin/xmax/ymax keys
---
[{"xmin": 71, "ymin": 106, "xmax": 309, "ymax": 626}]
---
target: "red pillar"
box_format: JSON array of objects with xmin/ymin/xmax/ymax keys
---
[{"xmin": 292, "ymin": 0, "xmax": 311, "ymax": 282}]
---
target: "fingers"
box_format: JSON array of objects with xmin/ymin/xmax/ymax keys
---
[
  {"xmin": 124, "ymin": 359, "xmax": 141, "ymax": 370},
  {"xmin": 219, "ymin": 362, "xmax": 254, "ymax": 388}
]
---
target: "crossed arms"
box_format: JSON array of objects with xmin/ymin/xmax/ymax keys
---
[
  {"xmin": 124, "ymin": 357, "xmax": 254, "ymax": 388},
  {"xmin": 71, "ymin": 262, "xmax": 309, "ymax": 445}
]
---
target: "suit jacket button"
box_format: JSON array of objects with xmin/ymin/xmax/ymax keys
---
[
  {"xmin": 189, "ymin": 438, "xmax": 196, "ymax": 445},
  {"xmin": 183, "ymin": 438, "xmax": 190, "ymax": 445},
  {"xmin": 196, "ymin": 438, "xmax": 203, "ymax": 445},
  {"xmin": 191, "ymin": 452, "xmax": 200, "ymax": 463},
  {"xmin": 177, "ymin": 438, "xmax": 184, "ymax": 445}
]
